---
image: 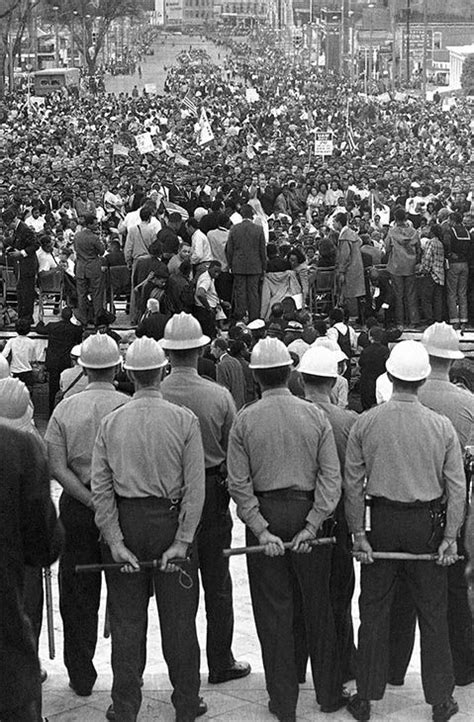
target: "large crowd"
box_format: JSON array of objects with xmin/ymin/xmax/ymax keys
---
[{"xmin": 1, "ymin": 27, "xmax": 474, "ymax": 722}]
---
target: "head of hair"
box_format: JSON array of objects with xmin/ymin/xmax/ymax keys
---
[
  {"xmin": 186, "ymin": 217, "xmax": 199, "ymax": 230},
  {"xmin": 271, "ymin": 302, "xmax": 284, "ymax": 318},
  {"xmin": 253, "ymin": 365, "xmax": 290, "ymax": 389},
  {"xmin": 15, "ymin": 318, "xmax": 31, "ymax": 335},
  {"xmin": 451, "ymin": 211, "xmax": 462, "ymax": 225},
  {"xmin": 179, "ymin": 259, "xmax": 192, "ymax": 276},
  {"xmin": 386, "ymin": 373, "xmax": 425, "ymax": 392},
  {"xmin": 330, "ymin": 307, "xmax": 344, "ymax": 324},
  {"xmin": 129, "ymin": 367, "xmax": 163, "ymax": 388},
  {"xmin": 334, "ymin": 213, "xmax": 347, "ymax": 227},
  {"xmin": 228, "ymin": 339, "xmax": 246, "ymax": 357},
  {"xmin": 83, "ymin": 214, "xmax": 96, "ymax": 227},
  {"xmin": 86, "ymin": 367, "xmax": 117, "ymax": 383},
  {"xmin": 313, "ymin": 319, "xmax": 328, "ymax": 336},
  {"xmin": 61, "ymin": 307, "xmax": 73, "ymax": 321},
  {"xmin": 267, "ymin": 243, "xmax": 278, "ymax": 258},
  {"xmin": 169, "ymin": 212, "xmax": 182, "ymax": 225},
  {"xmin": 240, "ymin": 204, "xmax": 255, "ymax": 219},
  {"xmin": 212, "ymin": 337, "xmax": 228, "ymax": 352},
  {"xmin": 289, "ymin": 246, "xmax": 305, "ymax": 264},
  {"xmin": 394, "ymin": 206, "xmax": 407, "ymax": 223},
  {"xmin": 139, "ymin": 205, "xmax": 152, "ymax": 222},
  {"xmin": 168, "ymin": 348, "xmax": 200, "ymax": 367},
  {"xmin": 209, "ymin": 260, "xmax": 222, "ymax": 270}
]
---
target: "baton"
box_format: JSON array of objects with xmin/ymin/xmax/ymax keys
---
[
  {"xmin": 352, "ymin": 552, "xmax": 465, "ymax": 561},
  {"xmin": 223, "ymin": 536, "xmax": 337, "ymax": 557},
  {"xmin": 43, "ymin": 567, "xmax": 55, "ymax": 660},
  {"xmin": 75, "ymin": 558, "xmax": 190, "ymax": 573}
]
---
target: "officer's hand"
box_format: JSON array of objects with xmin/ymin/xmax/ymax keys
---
[
  {"xmin": 437, "ymin": 538, "xmax": 459, "ymax": 566},
  {"xmin": 160, "ymin": 540, "xmax": 188, "ymax": 573},
  {"xmin": 291, "ymin": 528, "xmax": 314, "ymax": 554},
  {"xmin": 353, "ymin": 535, "xmax": 374, "ymax": 564},
  {"xmin": 257, "ymin": 530, "xmax": 285, "ymax": 557},
  {"xmin": 9, "ymin": 249, "xmax": 21, "ymax": 258},
  {"xmin": 110, "ymin": 541, "xmax": 140, "ymax": 573}
]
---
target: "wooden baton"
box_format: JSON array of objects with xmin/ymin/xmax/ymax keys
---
[
  {"xmin": 75, "ymin": 558, "xmax": 190, "ymax": 573},
  {"xmin": 352, "ymin": 552, "xmax": 465, "ymax": 561},
  {"xmin": 223, "ymin": 536, "xmax": 337, "ymax": 557},
  {"xmin": 43, "ymin": 567, "xmax": 55, "ymax": 660}
]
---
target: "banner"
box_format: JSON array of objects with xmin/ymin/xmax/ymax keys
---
[
  {"xmin": 314, "ymin": 132, "xmax": 334, "ymax": 157},
  {"xmin": 135, "ymin": 132, "xmax": 155, "ymax": 155},
  {"xmin": 197, "ymin": 108, "xmax": 214, "ymax": 147},
  {"xmin": 246, "ymin": 88, "xmax": 260, "ymax": 104},
  {"xmin": 145, "ymin": 83, "xmax": 157, "ymax": 95},
  {"xmin": 112, "ymin": 142, "xmax": 129, "ymax": 156}
]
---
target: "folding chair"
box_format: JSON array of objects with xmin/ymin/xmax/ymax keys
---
[
  {"xmin": 1, "ymin": 266, "xmax": 17, "ymax": 308},
  {"xmin": 105, "ymin": 265, "xmax": 131, "ymax": 315},
  {"xmin": 309, "ymin": 266, "xmax": 336, "ymax": 316},
  {"xmin": 37, "ymin": 268, "xmax": 64, "ymax": 321}
]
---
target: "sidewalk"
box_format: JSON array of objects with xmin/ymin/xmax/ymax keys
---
[{"xmin": 40, "ymin": 492, "xmax": 474, "ymax": 720}]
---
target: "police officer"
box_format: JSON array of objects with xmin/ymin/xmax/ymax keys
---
[
  {"xmin": 91, "ymin": 337, "xmax": 206, "ymax": 722},
  {"xmin": 227, "ymin": 337, "xmax": 344, "ymax": 722},
  {"xmin": 160, "ymin": 313, "xmax": 251, "ymax": 684},
  {"xmin": 299, "ymin": 345, "xmax": 358, "ymax": 683},
  {"xmin": 388, "ymin": 323, "xmax": 474, "ymax": 688},
  {"xmin": 45, "ymin": 334, "xmax": 128, "ymax": 697},
  {"xmin": 344, "ymin": 340, "xmax": 466, "ymax": 722}
]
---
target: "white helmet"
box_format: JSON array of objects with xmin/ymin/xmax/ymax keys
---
[
  {"xmin": 299, "ymin": 346, "xmax": 338, "ymax": 378},
  {"xmin": 311, "ymin": 336, "xmax": 347, "ymax": 363},
  {"xmin": 124, "ymin": 337, "xmax": 168, "ymax": 370},
  {"xmin": 160, "ymin": 312, "xmax": 210, "ymax": 350},
  {"xmin": 0, "ymin": 354, "xmax": 10, "ymax": 380},
  {"xmin": 70, "ymin": 344, "xmax": 82, "ymax": 358},
  {"xmin": 249, "ymin": 338, "xmax": 292, "ymax": 369},
  {"xmin": 386, "ymin": 340, "xmax": 431, "ymax": 382},
  {"xmin": 421, "ymin": 322, "xmax": 464, "ymax": 360},
  {"xmin": 78, "ymin": 334, "xmax": 121, "ymax": 369}
]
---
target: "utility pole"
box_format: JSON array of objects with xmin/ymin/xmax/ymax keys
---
[
  {"xmin": 422, "ymin": 0, "xmax": 428, "ymax": 97},
  {"xmin": 406, "ymin": 0, "xmax": 410, "ymax": 86}
]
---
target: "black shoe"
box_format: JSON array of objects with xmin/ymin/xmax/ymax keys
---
[
  {"xmin": 455, "ymin": 672, "xmax": 474, "ymax": 686},
  {"xmin": 105, "ymin": 705, "xmax": 115, "ymax": 721},
  {"xmin": 69, "ymin": 682, "xmax": 93, "ymax": 697},
  {"xmin": 432, "ymin": 696, "xmax": 459, "ymax": 722},
  {"xmin": 208, "ymin": 660, "xmax": 251, "ymax": 684},
  {"xmin": 388, "ymin": 678, "xmax": 405, "ymax": 686},
  {"xmin": 347, "ymin": 694, "xmax": 371, "ymax": 721},
  {"xmin": 268, "ymin": 700, "xmax": 296, "ymax": 722},
  {"xmin": 175, "ymin": 697, "xmax": 208, "ymax": 721},
  {"xmin": 320, "ymin": 695, "xmax": 350, "ymax": 713}
]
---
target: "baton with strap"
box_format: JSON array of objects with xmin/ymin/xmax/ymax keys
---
[
  {"xmin": 352, "ymin": 552, "xmax": 465, "ymax": 561},
  {"xmin": 223, "ymin": 536, "xmax": 336, "ymax": 557},
  {"xmin": 75, "ymin": 558, "xmax": 190, "ymax": 573}
]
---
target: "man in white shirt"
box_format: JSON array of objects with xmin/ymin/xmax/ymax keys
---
[
  {"xmin": 194, "ymin": 260, "xmax": 225, "ymax": 337},
  {"xmin": 187, "ymin": 218, "xmax": 212, "ymax": 276}
]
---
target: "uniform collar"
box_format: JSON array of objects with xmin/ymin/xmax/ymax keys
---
[
  {"xmin": 426, "ymin": 371, "xmax": 450, "ymax": 382},
  {"xmin": 85, "ymin": 382, "xmax": 116, "ymax": 391},
  {"xmin": 133, "ymin": 388, "xmax": 163, "ymax": 399},
  {"xmin": 169, "ymin": 366, "xmax": 199, "ymax": 377},
  {"xmin": 391, "ymin": 391, "xmax": 420, "ymax": 403},
  {"xmin": 261, "ymin": 387, "xmax": 292, "ymax": 398}
]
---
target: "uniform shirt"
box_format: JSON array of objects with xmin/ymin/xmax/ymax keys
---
[
  {"xmin": 91, "ymin": 389, "xmax": 205, "ymax": 546},
  {"xmin": 305, "ymin": 391, "xmax": 358, "ymax": 471},
  {"xmin": 161, "ymin": 366, "xmax": 236, "ymax": 468},
  {"xmin": 59, "ymin": 366, "xmax": 88, "ymax": 397},
  {"xmin": 227, "ymin": 387, "xmax": 342, "ymax": 537},
  {"xmin": 418, "ymin": 373, "xmax": 474, "ymax": 450},
  {"xmin": 344, "ymin": 392, "xmax": 466, "ymax": 538},
  {"xmin": 195, "ymin": 270, "xmax": 219, "ymax": 309},
  {"xmin": 45, "ymin": 382, "xmax": 129, "ymax": 487},
  {"xmin": 191, "ymin": 228, "xmax": 212, "ymax": 265}
]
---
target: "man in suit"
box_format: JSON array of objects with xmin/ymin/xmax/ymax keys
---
[
  {"xmin": 226, "ymin": 204, "xmax": 266, "ymax": 322},
  {"xmin": 74, "ymin": 214, "xmax": 105, "ymax": 325},
  {"xmin": 2, "ymin": 206, "xmax": 39, "ymax": 322}
]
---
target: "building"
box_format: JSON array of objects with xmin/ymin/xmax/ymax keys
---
[{"xmin": 447, "ymin": 44, "xmax": 474, "ymax": 89}]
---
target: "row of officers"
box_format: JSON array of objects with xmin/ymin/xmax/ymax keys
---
[{"xmin": 2, "ymin": 315, "xmax": 474, "ymax": 722}]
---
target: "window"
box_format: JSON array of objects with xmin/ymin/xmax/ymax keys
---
[{"xmin": 433, "ymin": 32, "xmax": 442, "ymax": 51}]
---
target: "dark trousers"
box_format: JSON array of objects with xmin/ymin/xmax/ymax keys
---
[
  {"xmin": 194, "ymin": 305, "xmax": 217, "ymax": 338},
  {"xmin": 390, "ymin": 274, "xmax": 419, "ymax": 326},
  {"xmin": 418, "ymin": 275, "xmax": 444, "ymax": 324},
  {"xmin": 197, "ymin": 472, "xmax": 234, "ymax": 673},
  {"xmin": 233, "ymin": 274, "xmax": 261, "ymax": 321},
  {"xmin": 246, "ymin": 496, "xmax": 342, "ymax": 718},
  {"xmin": 76, "ymin": 274, "xmax": 104, "ymax": 325},
  {"xmin": 17, "ymin": 274, "xmax": 36, "ymax": 322},
  {"xmin": 23, "ymin": 567, "xmax": 43, "ymax": 653},
  {"xmin": 389, "ymin": 523, "xmax": 474, "ymax": 686},
  {"xmin": 357, "ymin": 501, "xmax": 454, "ymax": 705},
  {"xmin": 58, "ymin": 492, "xmax": 102, "ymax": 693},
  {"xmin": 1, "ymin": 699, "xmax": 42, "ymax": 722},
  {"xmin": 105, "ymin": 497, "xmax": 201, "ymax": 722}
]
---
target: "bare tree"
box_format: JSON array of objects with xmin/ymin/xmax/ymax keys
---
[{"xmin": 0, "ymin": 0, "xmax": 39, "ymax": 98}]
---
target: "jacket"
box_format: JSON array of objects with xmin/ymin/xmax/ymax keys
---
[
  {"xmin": 385, "ymin": 223, "xmax": 421, "ymax": 276},
  {"xmin": 0, "ymin": 426, "xmax": 62, "ymax": 713},
  {"xmin": 74, "ymin": 229, "xmax": 105, "ymax": 279},
  {"xmin": 36, "ymin": 319, "xmax": 83, "ymax": 370},
  {"xmin": 10, "ymin": 221, "xmax": 39, "ymax": 278},
  {"xmin": 226, "ymin": 219, "xmax": 266, "ymax": 275},
  {"xmin": 335, "ymin": 226, "xmax": 366, "ymax": 299}
]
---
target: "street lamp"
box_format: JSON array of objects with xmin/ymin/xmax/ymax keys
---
[
  {"xmin": 53, "ymin": 5, "xmax": 59, "ymax": 66},
  {"xmin": 367, "ymin": 2, "xmax": 375, "ymax": 88}
]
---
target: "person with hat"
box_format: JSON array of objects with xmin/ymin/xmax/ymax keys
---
[
  {"xmin": 344, "ymin": 340, "xmax": 466, "ymax": 722},
  {"xmin": 210, "ymin": 336, "xmax": 246, "ymax": 410},
  {"xmin": 160, "ymin": 312, "xmax": 251, "ymax": 686},
  {"xmin": 58, "ymin": 345, "xmax": 88, "ymax": 400},
  {"xmin": 298, "ymin": 345, "xmax": 358, "ymax": 684},
  {"xmin": 227, "ymin": 337, "xmax": 345, "ymax": 722},
  {"xmin": 91, "ymin": 336, "xmax": 206, "ymax": 722},
  {"xmin": 246, "ymin": 318, "xmax": 266, "ymax": 346},
  {"xmin": 388, "ymin": 323, "xmax": 474, "ymax": 689},
  {"xmin": 358, "ymin": 326, "xmax": 390, "ymax": 411},
  {"xmin": 2, "ymin": 205, "xmax": 39, "ymax": 323},
  {"xmin": 0, "ymin": 377, "xmax": 62, "ymax": 722},
  {"xmin": 44, "ymin": 334, "xmax": 128, "ymax": 699}
]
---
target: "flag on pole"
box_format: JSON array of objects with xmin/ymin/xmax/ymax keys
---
[
  {"xmin": 346, "ymin": 124, "xmax": 357, "ymax": 153},
  {"xmin": 112, "ymin": 142, "xmax": 129, "ymax": 157},
  {"xmin": 181, "ymin": 95, "xmax": 198, "ymax": 117},
  {"xmin": 174, "ymin": 153, "xmax": 190, "ymax": 167},
  {"xmin": 197, "ymin": 108, "xmax": 214, "ymax": 147}
]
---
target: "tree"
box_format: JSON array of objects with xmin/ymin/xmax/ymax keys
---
[
  {"xmin": 0, "ymin": 0, "xmax": 39, "ymax": 98},
  {"xmin": 43, "ymin": 0, "xmax": 144, "ymax": 76},
  {"xmin": 460, "ymin": 54, "xmax": 474, "ymax": 96}
]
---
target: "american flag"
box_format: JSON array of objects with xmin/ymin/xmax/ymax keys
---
[
  {"xmin": 346, "ymin": 124, "xmax": 357, "ymax": 153},
  {"xmin": 181, "ymin": 95, "xmax": 198, "ymax": 117}
]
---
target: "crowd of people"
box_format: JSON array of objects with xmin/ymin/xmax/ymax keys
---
[{"xmin": 1, "ymin": 26, "xmax": 474, "ymax": 722}]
